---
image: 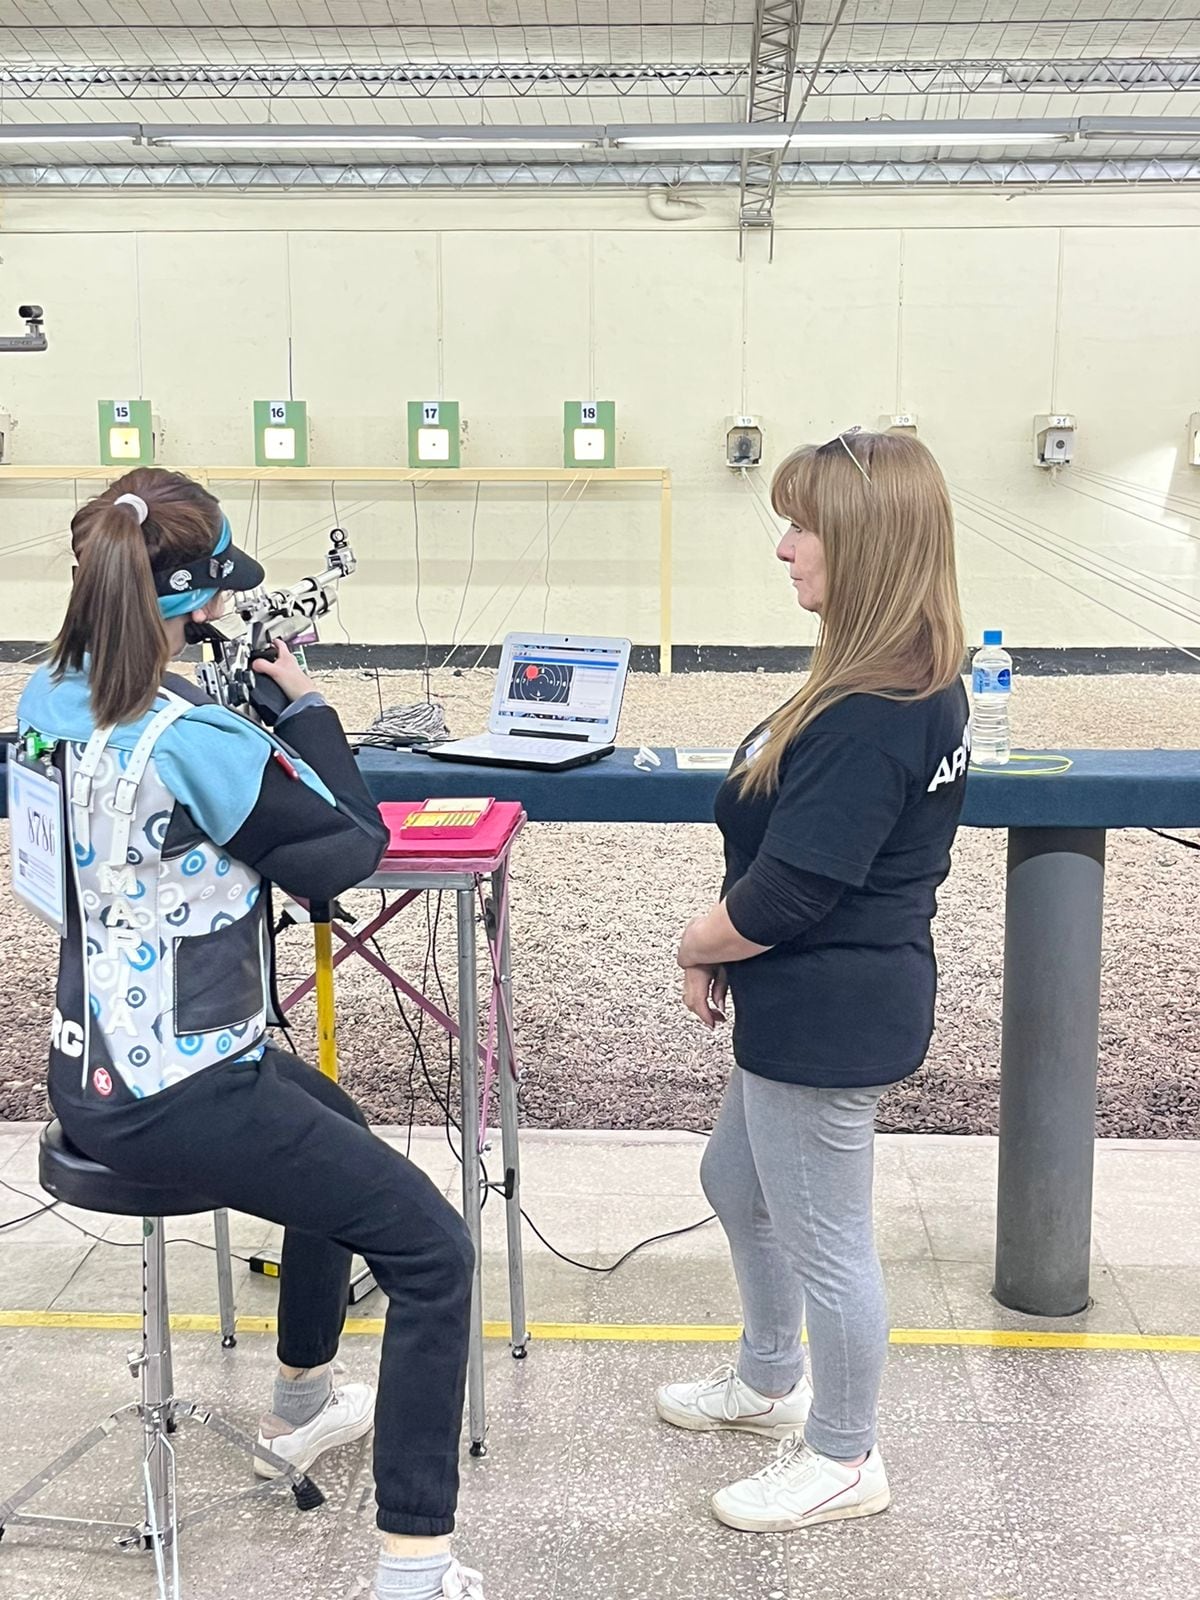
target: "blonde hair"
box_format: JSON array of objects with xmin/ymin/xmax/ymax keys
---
[{"xmin": 737, "ymin": 430, "xmax": 964, "ymax": 797}]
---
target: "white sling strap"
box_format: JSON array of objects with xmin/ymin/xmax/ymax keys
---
[
  {"xmin": 69, "ymin": 723, "xmax": 116, "ymax": 855},
  {"xmin": 106, "ymin": 696, "xmax": 194, "ymax": 871}
]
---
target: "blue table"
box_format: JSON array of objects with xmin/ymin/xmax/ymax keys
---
[
  {"xmin": 359, "ymin": 745, "xmax": 1200, "ymax": 1319},
  {"xmin": 8, "ymin": 740, "xmax": 1200, "ymax": 1315},
  {"xmin": 358, "ymin": 745, "xmax": 1200, "ymax": 829}
]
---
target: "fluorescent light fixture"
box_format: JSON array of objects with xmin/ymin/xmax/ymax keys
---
[
  {"xmin": 144, "ymin": 124, "xmax": 601, "ymax": 151},
  {"xmin": 7, "ymin": 116, "xmax": 1200, "ymax": 158},
  {"xmin": 616, "ymin": 119, "xmax": 1075, "ymax": 151},
  {"xmin": 785, "ymin": 130, "xmax": 1068, "ymax": 148},
  {"xmin": 0, "ymin": 123, "xmax": 139, "ymax": 145},
  {"xmin": 1079, "ymin": 116, "xmax": 1200, "ymax": 141}
]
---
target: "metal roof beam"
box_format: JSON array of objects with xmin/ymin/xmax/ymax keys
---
[
  {"xmin": 739, "ymin": 1, "xmax": 802, "ymax": 253},
  {"xmin": 6, "ymin": 156, "xmax": 1200, "ymax": 190},
  {"xmin": 0, "ymin": 63, "xmax": 746, "ymax": 102},
  {"xmin": 793, "ymin": 57, "xmax": 1200, "ymax": 97}
]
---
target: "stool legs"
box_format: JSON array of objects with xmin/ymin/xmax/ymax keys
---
[
  {"xmin": 0, "ymin": 1217, "xmax": 324, "ymax": 1577},
  {"xmin": 140, "ymin": 1218, "xmax": 176, "ymax": 1554},
  {"xmin": 212, "ymin": 1210, "xmax": 238, "ymax": 1348}
]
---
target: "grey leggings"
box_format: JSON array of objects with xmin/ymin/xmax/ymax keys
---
[{"xmin": 700, "ymin": 1066, "xmax": 889, "ymax": 1461}]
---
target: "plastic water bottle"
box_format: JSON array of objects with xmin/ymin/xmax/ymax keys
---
[{"xmin": 970, "ymin": 630, "xmax": 1012, "ymax": 767}]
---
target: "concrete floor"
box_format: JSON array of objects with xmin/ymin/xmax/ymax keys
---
[{"xmin": 1, "ymin": 1124, "xmax": 1199, "ymax": 1600}]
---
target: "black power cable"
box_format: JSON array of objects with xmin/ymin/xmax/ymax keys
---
[
  {"xmin": 0, "ymin": 1175, "xmax": 254, "ymax": 1261},
  {"xmin": 368, "ymin": 895, "xmax": 717, "ymax": 1275},
  {"xmin": 1149, "ymin": 828, "xmax": 1200, "ymax": 852}
]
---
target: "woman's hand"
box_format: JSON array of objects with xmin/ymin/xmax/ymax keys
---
[
  {"xmin": 681, "ymin": 964, "xmax": 728, "ymax": 1031},
  {"xmin": 677, "ymin": 904, "xmax": 770, "ymax": 969},
  {"xmin": 251, "ymin": 639, "xmax": 318, "ymax": 704}
]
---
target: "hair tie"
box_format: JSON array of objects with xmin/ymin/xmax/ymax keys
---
[{"xmin": 113, "ymin": 492, "xmax": 148, "ymax": 524}]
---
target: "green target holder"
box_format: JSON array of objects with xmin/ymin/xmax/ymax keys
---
[
  {"xmin": 408, "ymin": 401, "xmax": 460, "ymax": 468},
  {"xmin": 254, "ymin": 400, "xmax": 309, "ymax": 467},
  {"xmin": 563, "ymin": 401, "xmax": 616, "ymax": 469},
  {"xmin": 98, "ymin": 399, "xmax": 155, "ymax": 467}
]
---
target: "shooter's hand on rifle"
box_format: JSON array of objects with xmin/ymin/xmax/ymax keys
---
[{"xmin": 250, "ymin": 639, "xmax": 319, "ymax": 725}]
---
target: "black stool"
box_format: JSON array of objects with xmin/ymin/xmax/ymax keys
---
[{"xmin": 0, "ymin": 1123, "xmax": 324, "ymax": 1589}]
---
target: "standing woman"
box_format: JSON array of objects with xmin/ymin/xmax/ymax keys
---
[
  {"xmin": 660, "ymin": 430, "xmax": 969, "ymax": 1533},
  {"xmin": 17, "ymin": 469, "xmax": 485, "ymax": 1600}
]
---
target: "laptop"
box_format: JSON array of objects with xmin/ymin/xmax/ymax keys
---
[{"xmin": 427, "ymin": 632, "xmax": 631, "ymax": 771}]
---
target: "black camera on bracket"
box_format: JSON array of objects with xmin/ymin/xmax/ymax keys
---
[{"xmin": 0, "ymin": 304, "xmax": 47, "ymax": 352}]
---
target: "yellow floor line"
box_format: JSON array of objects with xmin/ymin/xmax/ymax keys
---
[{"xmin": 0, "ymin": 1311, "xmax": 1198, "ymax": 1353}]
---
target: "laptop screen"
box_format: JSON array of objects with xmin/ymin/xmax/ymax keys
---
[{"xmin": 490, "ymin": 634, "xmax": 630, "ymax": 743}]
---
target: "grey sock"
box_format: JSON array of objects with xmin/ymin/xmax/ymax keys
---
[
  {"xmin": 374, "ymin": 1552, "xmax": 452, "ymax": 1600},
  {"xmin": 270, "ymin": 1366, "xmax": 333, "ymax": 1429}
]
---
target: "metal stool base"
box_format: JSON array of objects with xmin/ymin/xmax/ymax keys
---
[{"xmin": 0, "ymin": 1217, "xmax": 323, "ymax": 1597}]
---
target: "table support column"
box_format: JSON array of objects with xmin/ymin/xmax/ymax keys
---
[{"xmin": 993, "ymin": 826, "xmax": 1106, "ymax": 1317}]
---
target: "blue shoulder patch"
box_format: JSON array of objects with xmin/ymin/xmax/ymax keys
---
[
  {"xmin": 19, "ymin": 666, "xmax": 168, "ymax": 750},
  {"xmin": 154, "ymin": 704, "xmax": 335, "ymax": 846},
  {"xmin": 19, "ymin": 666, "xmax": 335, "ymax": 846}
]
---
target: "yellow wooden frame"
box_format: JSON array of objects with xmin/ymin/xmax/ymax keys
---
[{"xmin": 0, "ymin": 464, "xmax": 674, "ymax": 673}]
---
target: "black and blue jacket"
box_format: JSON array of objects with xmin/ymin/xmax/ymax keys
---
[{"xmin": 17, "ymin": 666, "xmax": 387, "ymax": 1114}]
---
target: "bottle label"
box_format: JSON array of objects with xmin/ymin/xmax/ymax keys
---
[{"xmin": 972, "ymin": 665, "xmax": 1011, "ymax": 694}]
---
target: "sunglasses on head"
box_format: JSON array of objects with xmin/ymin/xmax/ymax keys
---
[{"xmin": 819, "ymin": 425, "xmax": 872, "ymax": 484}]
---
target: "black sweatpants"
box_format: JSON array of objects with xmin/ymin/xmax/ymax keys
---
[{"xmin": 57, "ymin": 1046, "xmax": 474, "ymax": 1537}]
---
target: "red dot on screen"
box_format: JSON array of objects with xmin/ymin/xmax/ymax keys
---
[{"xmin": 524, "ymin": 665, "xmax": 540, "ymax": 681}]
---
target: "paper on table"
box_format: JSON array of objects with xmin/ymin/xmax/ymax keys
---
[{"xmin": 674, "ymin": 749, "xmax": 736, "ymax": 773}]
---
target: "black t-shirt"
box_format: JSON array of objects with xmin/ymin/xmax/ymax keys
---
[{"xmin": 714, "ymin": 682, "xmax": 970, "ymax": 1089}]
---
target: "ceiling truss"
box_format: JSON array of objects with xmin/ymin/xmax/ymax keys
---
[
  {"xmin": 0, "ymin": 57, "xmax": 1197, "ymax": 105},
  {"xmin": 0, "ymin": 63, "xmax": 745, "ymax": 102},
  {"xmin": 739, "ymin": 1, "xmax": 802, "ymax": 251},
  {"xmin": 10, "ymin": 156, "xmax": 1200, "ymax": 192}
]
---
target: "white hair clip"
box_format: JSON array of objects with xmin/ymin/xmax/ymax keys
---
[
  {"xmin": 113, "ymin": 492, "xmax": 149, "ymax": 524},
  {"xmin": 634, "ymin": 746, "xmax": 662, "ymax": 772}
]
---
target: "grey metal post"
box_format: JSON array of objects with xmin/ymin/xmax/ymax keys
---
[
  {"xmin": 492, "ymin": 863, "xmax": 528, "ymax": 1358},
  {"xmin": 994, "ymin": 827, "xmax": 1106, "ymax": 1317},
  {"xmin": 212, "ymin": 1209, "xmax": 237, "ymax": 1348},
  {"xmin": 141, "ymin": 1218, "xmax": 175, "ymax": 1546},
  {"xmin": 456, "ymin": 887, "xmax": 487, "ymax": 1455}
]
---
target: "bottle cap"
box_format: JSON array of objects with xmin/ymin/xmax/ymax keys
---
[{"xmin": 982, "ymin": 629, "xmax": 1003, "ymax": 646}]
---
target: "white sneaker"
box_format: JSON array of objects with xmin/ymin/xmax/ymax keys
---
[
  {"xmin": 441, "ymin": 1562, "xmax": 486, "ymax": 1599},
  {"xmin": 656, "ymin": 1363, "xmax": 812, "ymax": 1440},
  {"xmin": 367, "ymin": 1560, "xmax": 486, "ymax": 1600},
  {"xmin": 711, "ymin": 1435, "xmax": 891, "ymax": 1533},
  {"xmin": 254, "ymin": 1381, "xmax": 376, "ymax": 1479}
]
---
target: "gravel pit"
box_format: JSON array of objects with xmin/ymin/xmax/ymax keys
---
[{"xmin": 1, "ymin": 663, "xmax": 1198, "ymax": 1137}]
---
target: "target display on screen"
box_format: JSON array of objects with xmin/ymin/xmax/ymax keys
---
[{"xmin": 508, "ymin": 660, "xmax": 574, "ymax": 705}]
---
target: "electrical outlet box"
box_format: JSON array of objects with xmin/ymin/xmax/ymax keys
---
[
  {"xmin": 254, "ymin": 400, "xmax": 309, "ymax": 467},
  {"xmin": 1034, "ymin": 413, "xmax": 1076, "ymax": 468},
  {"xmin": 408, "ymin": 400, "xmax": 460, "ymax": 468},
  {"xmin": 99, "ymin": 399, "xmax": 155, "ymax": 467},
  {"xmin": 725, "ymin": 415, "xmax": 763, "ymax": 468},
  {"xmin": 564, "ymin": 401, "xmax": 616, "ymax": 469}
]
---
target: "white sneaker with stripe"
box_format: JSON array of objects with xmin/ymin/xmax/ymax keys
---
[
  {"xmin": 655, "ymin": 1363, "xmax": 813, "ymax": 1440},
  {"xmin": 711, "ymin": 1435, "xmax": 891, "ymax": 1533}
]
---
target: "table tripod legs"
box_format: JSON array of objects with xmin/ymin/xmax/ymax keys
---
[
  {"xmin": 492, "ymin": 863, "xmax": 528, "ymax": 1359},
  {"xmin": 456, "ymin": 888, "xmax": 488, "ymax": 1457}
]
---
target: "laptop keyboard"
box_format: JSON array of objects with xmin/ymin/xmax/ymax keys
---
[{"xmin": 489, "ymin": 735, "xmax": 586, "ymax": 754}]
